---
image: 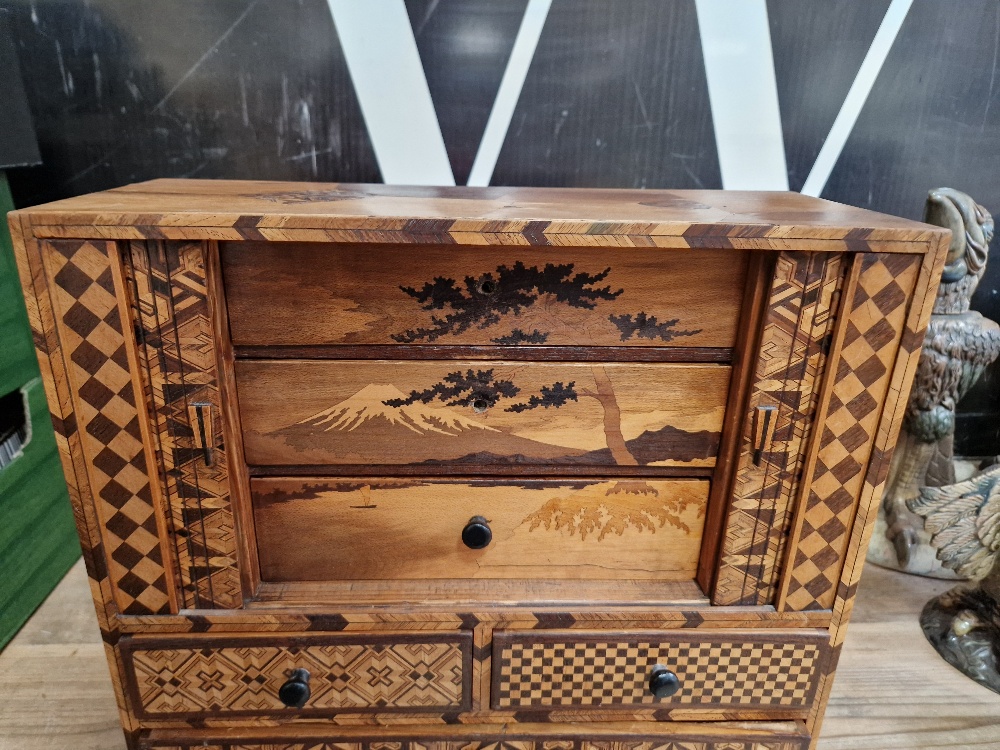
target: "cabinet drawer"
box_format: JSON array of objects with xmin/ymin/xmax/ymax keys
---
[
  {"xmin": 221, "ymin": 242, "xmax": 746, "ymax": 349},
  {"xmin": 253, "ymin": 477, "xmax": 709, "ymax": 582},
  {"xmin": 122, "ymin": 633, "xmax": 471, "ymax": 718},
  {"xmin": 237, "ymin": 360, "xmax": 729, "ymax": 469},
  {"xmin": 491, "ymin": 630, "xmax": 828, "ymax": 714}
]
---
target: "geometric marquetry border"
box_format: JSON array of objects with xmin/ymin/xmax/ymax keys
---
[
  {"xmin": 123, "ymin": 240, "xmax": 241, "ymax": 609},
  {"xmin": 781, "ymin": 253, "xmax": 922, "ymax": 612},
  {"xmin": 139, "ymin": 730, "xmax": 809, "ymax": 750},
  {"xmin": 121, "ymin": 632, "xmax": 473, "ymax": 719},
  {"xmin": 39, "ymin": 238, "xmax": 174, "ymax": 617},
  {"xmin": 713, "ymin": 251, "xmax": 846, "ymax": 606}
]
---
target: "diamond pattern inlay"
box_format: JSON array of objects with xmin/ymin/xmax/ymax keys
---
[
  {"xmin": 783, "ymin": 253, "xmax": 921, "ymax": 611},
  {"xmin": 45, "ymin": 239, "xmax": 171, "ymax": 616}
]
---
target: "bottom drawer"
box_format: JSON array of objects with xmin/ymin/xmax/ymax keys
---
[
  {"xmin": 140, "ymin": 721, "xmax": 811, "ymax": 749},
  {"xmin": 492, "ymin": 629, "xmax": 829, "ymax": 715},
  {"xmin": 253, "ymin": 477, "xmax": 710, "ymax": 582},
  {"xmin": 122, "ymin": 632, "xmax": 471, "ymax": 718}
]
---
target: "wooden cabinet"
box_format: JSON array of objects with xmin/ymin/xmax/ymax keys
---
[{"xmin": 10, "ymin": 181, "xmax": 948, "ymax": 750}]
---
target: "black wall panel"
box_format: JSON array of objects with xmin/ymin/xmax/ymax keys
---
[
  {"xmin": 2, "ymin": 0, "xmax": 379, "ymax": 206},
  {"xmin": 490, "ymin": 0, "xmax": 721, "ymax": 189},
  {"xmin": 0, "ymin": 12, "xmax": 40, "ymax": 167},
  {"xmin": 2, "ymin": 0, "xmax": 998, "ymax": 452},
  {"xmin": 407, "ymin": 0, "xmax": 527, "ymax": 185},
  {"xmin": 768, "ymin": 0, "xmax": 891, "ymax": 193}
]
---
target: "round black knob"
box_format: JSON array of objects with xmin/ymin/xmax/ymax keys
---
[
  {"xmin": 648, "ymin": 665, "xmax": 681, "ymax": 698},
  {"xmin": 462, "ymin": 516, "xmax": 492, "ymax": 549},
  {"xmin": 278, "ymin": 668, "xmax": 311, "ymax": 708}
]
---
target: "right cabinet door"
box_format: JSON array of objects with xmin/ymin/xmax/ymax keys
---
[{"xmin": 712, "ymin": 251, "xmax": 924, "ymax": 609}]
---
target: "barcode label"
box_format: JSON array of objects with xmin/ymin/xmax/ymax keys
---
[{"xmin": 0, "ymin": 425, "xmax": 28, "ymax": 470}]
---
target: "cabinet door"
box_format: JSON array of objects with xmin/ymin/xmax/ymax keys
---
[
  {"xmin": 123, "ymin": 240, "xmax": 245, "ymax": 610},
  {"xmin": 712, "ymin": 252, "xmax": 846, "ymax": 607},
  {"xmin": 28, "ymin": 237, "xmax": 246, "ymax": 615},
  {"xmin": 711, "ymin": 251, "xmax": 925, "ymax": 609}
]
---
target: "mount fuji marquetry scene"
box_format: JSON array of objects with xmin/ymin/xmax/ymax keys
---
[
  {"xmin": 237, "ymin": 250, "xmax": 734, "ymax": 469},
  {"xmin": 236, "ymin": 250, "xmax": 735, "ymax": 562},
  {"xmin": 238, "ymin": 360, "xmax": 729, "ymax": 469}
]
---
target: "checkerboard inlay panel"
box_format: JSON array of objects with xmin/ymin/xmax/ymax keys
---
[{"xmin": 493, "ymin": 635, "xmax": 826, "ymax": 710}]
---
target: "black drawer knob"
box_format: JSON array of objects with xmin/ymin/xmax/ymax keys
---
[
  {"xmin": 648, "ymin": 665, "xmax": 681, "ymax": 698},
  {"xmin": 462, "ymin": 516, "xmax": 492, "ymax": 549},
  {"xmin": 278, "ymin": 668, "xmax": 311, "ymax": 708}
]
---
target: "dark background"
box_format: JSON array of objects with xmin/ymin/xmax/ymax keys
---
[{"xmin": 2, "ymin": 0, "xmax": 997, "ymax": 454}]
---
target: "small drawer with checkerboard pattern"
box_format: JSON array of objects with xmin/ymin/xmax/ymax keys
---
[{"xmin": 491, "ymin": 629, "xmax": 830, "ymax": 717}]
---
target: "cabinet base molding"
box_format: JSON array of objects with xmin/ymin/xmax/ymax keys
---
[{"xmin": 140, "ymin": 721, "xmax": 811, "ymax": 749}]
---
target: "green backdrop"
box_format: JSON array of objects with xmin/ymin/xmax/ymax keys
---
[{"xmin": 0, "ymin": 171, "xmax": 80, "ymax": 649}]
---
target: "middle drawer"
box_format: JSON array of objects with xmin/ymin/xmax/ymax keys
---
[{"xmin": 236, "ymin": 360, "xmax": 730, "ymax": 469}]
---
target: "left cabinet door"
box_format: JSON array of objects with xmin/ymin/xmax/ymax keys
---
[
  {"xmin": 122, "ymin": 240, "xmax": 243, "ymax": 610},
  {"xmin": 29, "ymin": 237, "xmax": 244, "ymax": 615}
]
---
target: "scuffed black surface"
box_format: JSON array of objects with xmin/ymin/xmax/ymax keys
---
[
  {"xmin": 1, "ymin": 0, "xmax": 998, "ymax": 451},
  {"xmin": 0, "ymin": 11, "xmax": 40, "ymax": 167}
]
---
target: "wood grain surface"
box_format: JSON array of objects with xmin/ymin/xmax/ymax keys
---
[
  {"xmin": 222, "ymin": 242, "xmax": 746, "ymax": 348},
  {"xmin": 137, "ymin": 722, "xmax": 811, "ymax": 750},
  {"xmin": 237, "ymin": 360, "xmax": 729, "ymax": 469},
  {"xmin": 15, "ymin": 180, "xmax": 941, "ymax": 245},
  {"xmin": 252, "ymin": 477, "xmax": 709, "ymax": 583}
]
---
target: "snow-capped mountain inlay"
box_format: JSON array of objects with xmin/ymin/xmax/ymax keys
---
[{"xmin": 296, "ymin": 384, "xmax": 498, "ymax": 436}]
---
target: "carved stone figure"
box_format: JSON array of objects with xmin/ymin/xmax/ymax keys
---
[
  {"xmin": 876, "ymin": 188, "xmax": 1000, "ymax": 572},
  {"xmin": 910, "ymin": 461, "xmax": 1000, "ymax": 693}
]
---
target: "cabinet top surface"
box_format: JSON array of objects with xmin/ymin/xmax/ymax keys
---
[{"xmin": 14, "ymin": 179, "xmax": 943, "ymax": 244}]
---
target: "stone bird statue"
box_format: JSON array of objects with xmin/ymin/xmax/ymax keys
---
[
  {"xmin": 909, "ymin": 461, "xmax": 1000, "ymax": 692},
  {"xmin": 882, "ymin": 188, "xmax": 1000, "ymax": 569}
]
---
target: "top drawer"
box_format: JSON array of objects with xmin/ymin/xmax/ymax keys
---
[{"xmin": 221, "ymin": 243, "xmax": 747, "ymax": 349}]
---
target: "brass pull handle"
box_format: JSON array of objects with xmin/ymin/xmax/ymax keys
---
[
  {"xmin": 189, "ymin": 402, "xmax": 215, "ymax": 466},
  {"xmin": 751, "ymin": 405, "xmax": 777, "ymax": 466}
]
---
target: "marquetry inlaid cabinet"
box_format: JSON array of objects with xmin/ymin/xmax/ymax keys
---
[{"xmin": 11, "ymin": 181, "xmax": 948, "ymax": 750}]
